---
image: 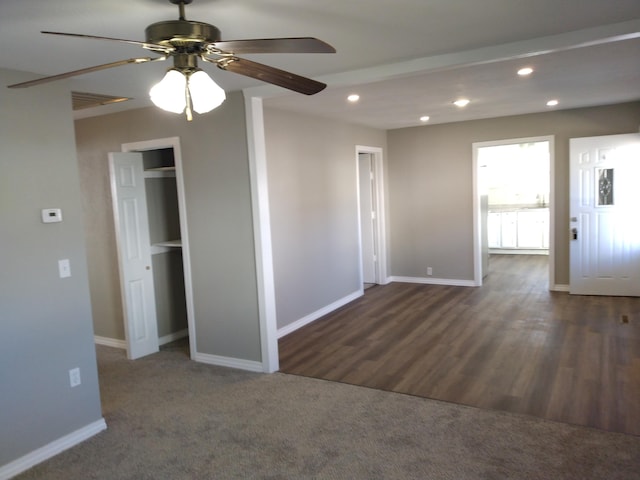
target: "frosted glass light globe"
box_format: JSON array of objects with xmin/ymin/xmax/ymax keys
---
[
  {"xmin": 188, "ymin": 70, "xmax": 226, "ymax": 114},
  {"xmin": 149, "ymin": 69, "xmax": 187, "ymax": 114}
]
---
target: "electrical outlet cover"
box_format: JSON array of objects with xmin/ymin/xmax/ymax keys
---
[{"xmin": 41, "ymin": 208, "xmax": 62, "ymax": 223}]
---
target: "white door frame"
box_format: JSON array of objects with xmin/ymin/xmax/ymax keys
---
[
  {"xmin": 356, "ymin": 145, "xmax": 388, "ymax": 286},
  {"xmin": 357, "ymin": 152, "xmax": 377, "ymax": 284},
  {"xmin": 472, "ymin": 135, "xmax": 555, "ymax": 288},
  {"xmin": 120, "ymin": 136, "xmax": 197, "ymax": 360}
]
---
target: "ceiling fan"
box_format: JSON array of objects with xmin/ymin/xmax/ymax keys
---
[{"xmin": 8, "ymin": 0, "xmax": 336, "ymax": 119}]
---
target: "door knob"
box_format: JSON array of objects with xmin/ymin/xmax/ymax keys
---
[{"xmin": 571, "ymin": 228, "xmax": 578, "ymax": 240}]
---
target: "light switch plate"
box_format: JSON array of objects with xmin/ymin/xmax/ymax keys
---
[{"xmin": 58, "ymin": 259, "xmax": 71, "ymax": 278}]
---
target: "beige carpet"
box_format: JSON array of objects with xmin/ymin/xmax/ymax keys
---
[{"xmin": 16, "ymin": 345, "xmax": 640, "ymax": 479}]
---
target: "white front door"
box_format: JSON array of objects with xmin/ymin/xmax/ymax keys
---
[
  {"xmin": 109, "ymin": 152, "xmax": 159, "ymax": 358},
  {"xmin": 569, "ymin": 133, "xmax": 640, "ymax": 296}
]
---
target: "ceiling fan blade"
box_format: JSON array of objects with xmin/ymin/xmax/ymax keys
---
[
  {"xmin": 42, "ymin": 31, "xmax": 175, "ymax": 54},
  {"xmin": 7, "ymin": 57, "xmax": 163, "ymax": 89},
  {"xmin": 216, "ymin": 57, "xmax": 326, "ymax": 95},
  {"xmin": 210, "ymin": 37, "xmax": 336, "ymax": 55}
]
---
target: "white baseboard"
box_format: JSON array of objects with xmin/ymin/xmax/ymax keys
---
[
  {"xmin": 96, "ymin": 330, "xmax": 188, "ymax": 350},
  {"xmin": 0, "ymin": 418, "xmax": 107, "ymax": 480},
  {"xmin": 158, "ymin": 329, "xmax": 189, "ymax": 346},
  {"xmin": 490, "ymin": 249, "xmax": 549, "ymax": 255},
  {"xmin": 277, "ymin": 289, "xmax": 363, "ymax": 339},
  {"xmin": 94, "ymin": 336, "xmax": 126, "ymax": 349},
  {"xmin": 389, "ymin": 276, "xmax": 478, "ymax": 287},
  {"xmin": 193, "ymin": 352, "xmax": 263, "ymax": 373},
  {"xmin": 390, "ymin": 276, "xmax": 568, "ymax": 292}
]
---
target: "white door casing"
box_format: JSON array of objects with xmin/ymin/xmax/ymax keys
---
[
  {"xmin": 358, "ymin": 153, "xmax": 377, "ymax": 284},
  {"xmin": 569, "ymin": 133, "xmax": 640, "ymax": 296},
  {"xmin": 121, "ymin": 136, "xmax": 196, "ymax": 360},
  {"xmin": 472, "ymin": 136, "xmax": 555, "ymax": 287},
  {"xmin": 109, "ymin": 152, "xmax": 160, "ymax": 359},
  {"xmin": 356, "ymin": 146, "xmax": 388, "ymax": 286}
]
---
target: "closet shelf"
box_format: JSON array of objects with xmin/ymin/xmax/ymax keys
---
[
  {"xmin": 154, "ymin": 239, "xmax": 182, "ymax": 248},
  {"xmin": 150, "ymin": 240, "xmax": 182, "ymax": 255},
  {"xmin": 146, "ymin": 166, "xmax": 175, "ymax": 172},
  {"xmin": 143, "ymin": 167, "xmax": 176, "ymax": 178}
]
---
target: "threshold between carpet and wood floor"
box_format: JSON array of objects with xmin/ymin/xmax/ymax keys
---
[{"xmin": 279, "ymin": 254, "xmax": 640, "ymax": 437}]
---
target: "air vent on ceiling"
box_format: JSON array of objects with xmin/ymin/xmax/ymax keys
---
[{"xmin": 71, "ymin": 91, "xmax": 131, "ymax": 110}]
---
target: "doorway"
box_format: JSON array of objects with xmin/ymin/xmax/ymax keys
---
[
  {"xmin": 473, "ymin": 136, "xmax": 555, "ymax": 287},
  {"xmin": 356, "ymin": 146, "xmax": 387, "ymax": 288},
  {"xmin": 112, "ymin": 137, "xmax": 196, "ymax": 360}
]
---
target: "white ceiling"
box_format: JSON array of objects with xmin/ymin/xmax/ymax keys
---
[{"xmin": 1, "ymin": 0, "xmax": 639, "ymax": 129}]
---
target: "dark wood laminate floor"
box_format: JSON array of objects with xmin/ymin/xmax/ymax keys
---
[{"xmin": 279, "ymin": 255, "xmax": 640, "ymax": 435}]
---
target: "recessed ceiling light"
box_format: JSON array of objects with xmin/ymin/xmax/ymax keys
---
[
  {"xmin": 347, "ymin": 94, "xmax": 360, "ymax": 102},
  {"xmin": 453, "ymin": 98, "xmax": 470, "ymax": 108},
  {"xmin": 420, "ymin": 116, "xmax": 430, "ymax": 122},
  {"xmin": 517, "ymin": 67, "xmax": 533, "ymax": 76},
  {"xmin": 546, "ymin": 99, "xmax": 559, "ymax": 107}
]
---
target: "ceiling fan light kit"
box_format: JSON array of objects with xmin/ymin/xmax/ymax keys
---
[
  {"xmin": 7, "ymin": 0, "xmax": 335, "ymax": 121},
  {"xmin": 149, "ymin": 51, "xmax": 226, "ymax": 120}
]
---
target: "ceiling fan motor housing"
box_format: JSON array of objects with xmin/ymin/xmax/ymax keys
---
[{"xmin": 145, "ymin": 20, "xmax": 221, "ymax": 52}]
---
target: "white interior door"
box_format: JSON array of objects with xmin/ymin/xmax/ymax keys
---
[
  {"xmin": 569, "ymin": 133, "xmax": 640, "ymax": 296},
  {"xmin": 358, "ymin": 153, "xmax": 377, "ymax": 284},
  {"xmin": 109, "ymin": 152, "xmax": 159, "ymax": 359}
]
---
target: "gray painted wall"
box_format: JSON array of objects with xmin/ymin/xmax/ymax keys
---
[
  {"xmin": 74, "ymin": 92, "xmax": 262, "ymax": 361},
  {"xmin": 0, "ymin": 68, "xmax": 103, "ymax": 466},
  {"xmin": 387, "ymin": 101, "xmax": 640, "ymax": 285},
  {"xmin": 264, "ymin": 107, "xmax": 387, "ymax": 329}
]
